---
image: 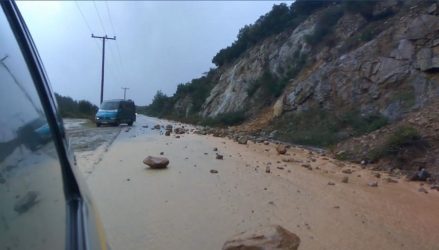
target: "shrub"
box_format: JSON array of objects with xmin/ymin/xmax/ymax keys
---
[
  {"xmin": 304, "ymin": 5, "xmax": 344, "ymax": 46},
  {"xmin": 271, "ymin": 108, "xmax": 388, "ymax": 147},
  {"xmin": 368, "ymin": 126, "xmax": 424, "ymax": 161},
  {"xmin": 391, "ymin": 89, "xmax": 416, "ymax": 108},
  {"xmin": 271, "ymin": 109, "xmax": 341, "ymax": 147},
  {"xmin": 386, "ymin": 126, "xmax": 421, "ymax": 154},
  {"xmin": 200, "ymin": 111, "xmax": 246, "ymax": 127},
  {"xmin": 212, "ymin": 1, "xmax": 333, "ymax": 67},
  {"xmin": 341, "ymin": 111, "xmax": 388, "ymax": 135}
]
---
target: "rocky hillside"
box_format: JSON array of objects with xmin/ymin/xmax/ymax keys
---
[{"xmin": 144, "ymin": 0, "xmax": 439, "ymax": 178}]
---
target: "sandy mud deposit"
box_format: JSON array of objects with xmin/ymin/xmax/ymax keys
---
[{"xmin": 67, "ymin": 116, "xmax": 439, "ymax": 250}]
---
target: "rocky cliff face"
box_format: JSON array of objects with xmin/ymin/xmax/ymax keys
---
[
  {"xmin": 201, "ymin": 14, "xmax": 315, "ymax": 117},
  {"xmin": 159, "ymin": 0, "xmax": 439, "ymax": 178},
  {"xmin": 197, "ymin": 0, "xmax": 439, "ymax": 123}
]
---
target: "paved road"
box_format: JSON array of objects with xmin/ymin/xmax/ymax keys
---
[{"xmin": 66, "ymin": 115, "xmax": 439, "ymax": 250}]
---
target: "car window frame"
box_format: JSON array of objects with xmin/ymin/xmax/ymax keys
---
[{"xmin": 1, "ymin": 1, "xmax": 88, "ymax": 249}]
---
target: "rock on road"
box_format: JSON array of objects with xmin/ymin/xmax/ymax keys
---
[{"xmin": 66, "ymin": 115, "xmax": 439, "ymax": 250}]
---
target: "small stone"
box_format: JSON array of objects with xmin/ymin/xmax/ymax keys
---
[
  {"xmin": 418, "ymin": 187, "xmax": 428, "ymax": 194},
  {"xmin": 210, "ymin": 169, "xmax": 218, "ymax": 174},
  {"xmin": 276, "ymin": 144, "xmax": 287, "ymax": 154},
  {"xmin": 175, "ymin": 135, "xmax": 180, "ymax": 139},
  {"xmin": 328, "ymin": 181, "xmax": 335, "ymax": 186},
  {"xmin": 368, "ymin": 181, "xmax": 378, "ymax": 187},
  {"xmin": 216, "ymin": 154, "xmax": 224, "ymax": 160},
  {"xmin": 165, "ymin": 130, "xmax": 171, "ymax": 136},
  {"xmin": 374, "ymin": 173, "xmax": 381, "ymax": 178},
  {"xmin": 213, "ymin": 147, "xmax": 218, "ymax": 151},
  {"xmin": 386, "ymin": 177, "xmax": 398, "ymax": 183},
  {"xmin": 237, "ymin": 136, "xmax": 248, "ymax": 145},
  {"xmin": 174, "ymin": 127, "xmax": 185, "ymax": 134},
  {"xmin": 342, "ymin": 169, "xmax": 353, "ymax": 174},
  {"xmin": 265, "ymin": 166, "xmax": 271, "ymax": 173},
  {"xmin": 301, "ymin": 164, "xmax": 312, "ymax": 170},
  {"xmin": 160, "ymin": 152, "xmax": 164, "ymax": 155},
  {"xmin": 341, "ymin": 176, "xmax": 349, "ymax": 183}
]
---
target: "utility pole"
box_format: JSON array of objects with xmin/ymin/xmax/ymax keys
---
[
  {"xmin": 121, "ymin": 87, "xmax": 129, "ymax": 100},
  {"xmin": 91, "ymin": 34, "xmax": 116, "ymax": 104}
]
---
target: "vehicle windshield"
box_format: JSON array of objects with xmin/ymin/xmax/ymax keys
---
[{"xmin": 100, "ymin": 101, "xmax": 119, "ymax": 110}]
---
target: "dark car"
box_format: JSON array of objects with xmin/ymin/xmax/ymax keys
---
[
  {"xmin": 0, "ymin": 1, "xmax": 109, "ymax": 249},
  {"xmin": 95, "ymin": 99, "xmax": 136, "ymax": 127}
]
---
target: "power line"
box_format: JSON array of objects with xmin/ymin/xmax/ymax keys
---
[
  {"xmin": 93, "ymin": 1, "xmax": 107, "ymax": 35},
  {"xmin": 104, "ymin": 1, "xmax": 127, "ymax": 82},
  {"xmin": 94, "ymin": 1, "xmax": 124, "ymax": 86},
  {"xmin": 75, "ymin": 1, "xmax": 101, "ymax": 50},
  {"xmin": 105, "ymin": 1, "xmax": 117, "ymax": 36},
  {"xmin": 75, "ymin": 2, "xmax": 94, "ymax": 35}
]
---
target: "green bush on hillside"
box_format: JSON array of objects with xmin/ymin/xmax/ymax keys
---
[
  {"xmin": 201, "ymin": 111, "xmax": 247, "ymax": 127},
  {"xmin": 271, "ymin": 108, "xmax": 388, "ymax": 147},
  {"xmin": 368, "ymin": 126, "xmax": 425, "ymax": 161},
  {"xmin": 304, "ymin": 5, "xmax": 344, "ymax": 46}
]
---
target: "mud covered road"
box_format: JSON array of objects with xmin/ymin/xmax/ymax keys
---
[{"xmin": 65, "ymin": 115, "xmax": 439, "ymax": 250}]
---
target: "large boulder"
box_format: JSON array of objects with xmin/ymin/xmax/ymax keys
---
[
  {"xmin": 143, "ymin": 156, "xmax": 169, "ymax": 169},
  {"xmin": 222, "ymin": 225, "xmax": 300, "ymax": 250}
]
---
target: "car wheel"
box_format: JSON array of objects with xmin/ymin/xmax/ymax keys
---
[{"xmin": 96, "ymin": 123, "xmax": 101, "ymax": 127}]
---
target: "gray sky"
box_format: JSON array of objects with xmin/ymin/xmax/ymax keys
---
[{"xmin": 17, "ymin": 1, "xmax": 290, "ymax": 106}]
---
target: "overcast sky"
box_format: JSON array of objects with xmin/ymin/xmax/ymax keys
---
[{"xmin": 17, "ymin": 1, "xmax": 290, "ymax": 106}]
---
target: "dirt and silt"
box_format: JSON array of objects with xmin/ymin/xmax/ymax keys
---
[{"xmin": 65, "ymin": 115, "xmax": 439, "ymax": 250}]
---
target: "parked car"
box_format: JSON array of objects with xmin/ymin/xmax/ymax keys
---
[
  {"xmin": 0, "ymin": 1, "xmax": 109, "ymax": 249},
  {"xmin": 95, "ymin": 99, "xmax": 136, "ymax": 127}
]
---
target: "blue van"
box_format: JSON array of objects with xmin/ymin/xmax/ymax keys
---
[{"xmin": 95, "ymin": 99, "xmax": 136, "ymax": 127}]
